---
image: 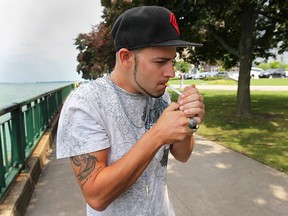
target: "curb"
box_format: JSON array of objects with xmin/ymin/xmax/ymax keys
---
[{"xmin": 0, "ymin": 112, "xmax": 60, "ymax": 216}]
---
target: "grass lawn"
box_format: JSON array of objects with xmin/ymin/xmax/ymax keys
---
[
  {"xmin": 168, "ymin": 85, "xmax": 288, "ymax": 174},
  {"xmin": 169, "ymin": 77, "xmax": 288, "ymax": 86}
]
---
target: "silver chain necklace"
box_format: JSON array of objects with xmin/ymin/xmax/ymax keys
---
[
  {"xmin": 110, "ymin": 76, "xmax": 153, "ymax": 197},
  {"xmin": 110, "ymin": 76, "xmax": 151, "ymax": 136}
]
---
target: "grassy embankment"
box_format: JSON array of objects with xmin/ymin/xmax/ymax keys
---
[
  {"xmin": 169, "ymin": 77, "xmax": 288, "ymax": 86},
  {"xmin": 168, "ymin": 78, "xmax": 288, "ymax": 174}
]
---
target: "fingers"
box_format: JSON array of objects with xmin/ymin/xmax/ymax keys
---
[
  {"xmin": 177, "ymin": 85, "xmax": 205, "ymax": 124},
  {"xmin": 165, "ymin": 102, "xmax": 180, "ymax": 112},
  {"xmin": 186, "ymin": 109, "xmax": 205, "ymax": 125},
  {"xmin": 180, "ymin": 84, "xmax": 197, "ymax": 97},
  {"xmin": 155, "ymin": 103, "xmax": 192, "ymax": 144}
]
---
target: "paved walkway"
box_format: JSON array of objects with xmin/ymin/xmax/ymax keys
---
[{"xmin": 24, "ymin": 135, "xmax": 288, "ymax": 216}]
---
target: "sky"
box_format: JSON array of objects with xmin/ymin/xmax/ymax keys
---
[
  {"xmin": 1, "ymin": 1, "xmax": 287, "ymax": 83},
  {"xmin": 0, "ymin": 0, "xmax": 104, "ymax": 83}
]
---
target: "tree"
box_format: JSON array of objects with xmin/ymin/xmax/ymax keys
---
[
  {"xmin": 74, "ymin": 0, "xmax": 135, "ymax": 79},
  {"xmin": 175, "ymin": 61, "xmax": 191, "ymax": 74},
  {"xmin": 74, "ymin": 23, "xmax": 114, "ymax": 79},
  {"xmin": 140, "ymin": 0, "xmax": 288, "ymax": 116},
  {"xmin": 259, "ymin": 61, "xmax": 288, "ymax": 70},
  {"xmin": 75, "ymin": 0, "xmax": 288, "ymax": 116}
]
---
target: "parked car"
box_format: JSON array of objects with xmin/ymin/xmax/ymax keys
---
[
  {"xmin": 183, "ymin": 73, "xmax": 199, "ymax": 79},
  {"xmin": 204, "ymin": 71, "xmax": 218, "ymax": 77},
  {"xmin": 250, "ymin": 67, "xmax": 264, "ymax": 79},
  {"xmin": 199, "ymin": 73, "xmax": 206, "ymax": 79},
  {"xmin": 228, "ymin": 72, "xmax": 239, "ymax": 81},
  {"xmin": 216, "ymin": 71, "xmax": 228, "ymax": 77},
  {"xmin": 259, "ymin": 68, "xmax": 286, "ymax": 78}
]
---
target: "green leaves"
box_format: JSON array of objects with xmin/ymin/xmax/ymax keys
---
[{"xmin": 74, "ymin": 23, "xmax": 115, "ymax": 80}]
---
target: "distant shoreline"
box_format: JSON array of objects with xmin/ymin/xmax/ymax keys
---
[
  {"xmin": 0, "ymin": 82, "xmax": 77, "ymax": 109},
  {"xmin": 0, "ymin": 81, "xmax": 78, "ymax": 84}
]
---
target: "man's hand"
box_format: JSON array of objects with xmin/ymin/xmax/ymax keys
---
[
  {"xmin": 165, "ymin": 84, "xmax": 205, "ymax": 162},
  {"xmin": 152, "ymin": 102, "xmax": 192, "ymax": 145},
  {"xmin": 177, "ymin": 84, "xmax": 205, "ymax": 125}
]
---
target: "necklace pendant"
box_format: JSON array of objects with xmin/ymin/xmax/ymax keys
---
[{"xmin": 145, "ymin": 185, "xmax": 149, "ymax": 196}]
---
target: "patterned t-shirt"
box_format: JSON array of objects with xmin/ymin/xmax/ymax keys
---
[{"xmin": 56, "ymin": 77, "xmax": 175, "ymax": 216}]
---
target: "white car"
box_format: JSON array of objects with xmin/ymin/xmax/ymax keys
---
[{"xmin": 250, "ymin": 67, "xmax": 264, "ymax": 79}]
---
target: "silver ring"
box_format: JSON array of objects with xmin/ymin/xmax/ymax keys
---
[{"xmin": 188, "ymin": 117, "xmax": 199, "ymax": 131}]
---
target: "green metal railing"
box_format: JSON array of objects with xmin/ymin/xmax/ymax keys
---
[{"xmin": 0, "ymin": 83, "xmax": 76, "ymax": 200}]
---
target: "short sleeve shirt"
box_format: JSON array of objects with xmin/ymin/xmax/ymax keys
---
[{"xmin": 56, "ymin": 77, "xmax": 175, "ymax": 216}]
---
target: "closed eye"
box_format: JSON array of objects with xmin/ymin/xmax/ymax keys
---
[{"xmin": 155, "ymin": 60, "xmax": 167, "ymax": 65}]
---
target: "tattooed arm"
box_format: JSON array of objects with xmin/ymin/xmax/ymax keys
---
[
  {"xmin": 69, "ymin": 103, "xmax": 202, "ymax": 212},
  {"xmin": 70, "ymin": 154, "xmax": 101, "ymax": 188},
  {"xmin": 69, "ymin": 136, "xmax": 158, "ymax": 212},
  {"xmin": 70, "ymin": 149, "xmax": 109, "ymax": 210}
]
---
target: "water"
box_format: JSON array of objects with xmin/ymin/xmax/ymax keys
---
[{"xmin": 0, "ymin": 82, "xmax": 74, "ymax": 109}]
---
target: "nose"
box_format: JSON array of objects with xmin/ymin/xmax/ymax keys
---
[{"xmin": 163, "ymin": 62, "xmax": 175, "ymax": 78}]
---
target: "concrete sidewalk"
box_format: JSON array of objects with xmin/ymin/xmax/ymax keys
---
[{"xmin": 24, "ymin": 135, "xmax": 288, "ymax": 216}]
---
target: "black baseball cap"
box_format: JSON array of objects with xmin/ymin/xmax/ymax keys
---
[{"xmin": 112, "ymin": 6, "xmax": 202, "ymax": 51}]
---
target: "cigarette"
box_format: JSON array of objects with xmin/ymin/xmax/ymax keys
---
[{"xmin": 165, "ymin": 83, "xmax": 182, "ymax": 95}]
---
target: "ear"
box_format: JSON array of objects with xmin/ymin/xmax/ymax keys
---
[{"xmin": 118, "ymin": 48, "xmax": 133, "ymax": 68}]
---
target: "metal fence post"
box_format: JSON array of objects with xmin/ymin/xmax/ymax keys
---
[
  {"xmin": 10, "ymin": 106, "xmax": 25, "ymax": 166},
  {"xmin": 0, "ymin": 132, "xmax": 6, "ymax": 191}
]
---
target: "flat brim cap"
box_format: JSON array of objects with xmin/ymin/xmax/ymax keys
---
[{"xmin": 112, "ymin": 6, "xmax": 202, "ymax": 51}]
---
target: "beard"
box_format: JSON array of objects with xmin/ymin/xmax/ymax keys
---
[{"xmin": 133, "ymin": 55, "xmax": 164, "ymax": 98}]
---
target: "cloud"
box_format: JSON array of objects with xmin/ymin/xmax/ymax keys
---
[{"xmin": 0, "ymin": 0, "xmax": 103, "ymax": 82}]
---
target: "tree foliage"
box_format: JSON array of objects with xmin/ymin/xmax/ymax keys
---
[
  {"xmin": 139, "ymin": 0, "xmax": 288, "ymax": 116},
  {"xmin": 74, "ymin": 23, "xmax": 115, "ymax": 79},
  {"xmin": 74, "ymin": 0, "xmax": 288, "ymax": 116},
  {"xmin": 75, "ymin": 0, "xmax": 137, "ymax": 79},
  {"xmin": 259, "ymin": 61, "xmax": 288, "ymax": 70},
  {"xmin": 175, "ymin": 61, "xmax": 191, "ymax": 73}
]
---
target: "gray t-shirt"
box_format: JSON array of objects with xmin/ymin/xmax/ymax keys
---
[{"xmin": 56, "ymin": 77, "xmax": 175, "ymax": 216}]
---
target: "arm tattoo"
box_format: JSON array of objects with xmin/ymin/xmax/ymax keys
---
[{"xmin": 70, "ymin": 154, "xmax": 100, "ymax": 187}]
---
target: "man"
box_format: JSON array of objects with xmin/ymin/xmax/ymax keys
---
[{"xmin": 57, "ymin": 6, "xmax": 205, "ymax": 216}]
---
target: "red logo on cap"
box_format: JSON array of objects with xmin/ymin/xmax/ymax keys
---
[{"xmin": 170, "ymin": 13, "xmax": 180, "ymax": 35}]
